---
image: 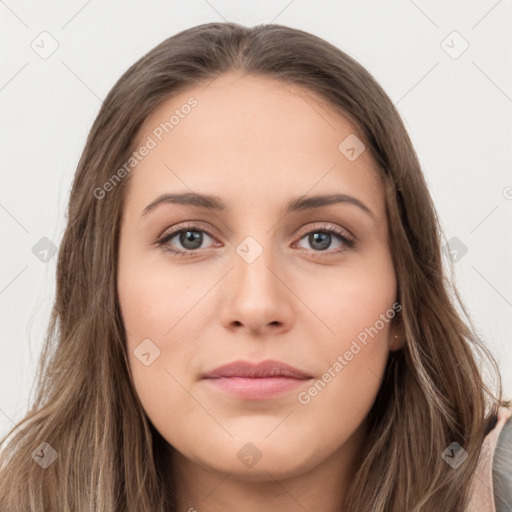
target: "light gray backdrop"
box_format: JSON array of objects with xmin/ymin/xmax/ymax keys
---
[{"xmin": 1, "ymin": 0, "xmax": 511, "ymax": 440}]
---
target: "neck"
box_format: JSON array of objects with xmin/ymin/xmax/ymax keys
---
[{"xmin": 169, "ymin": 421, "xmax": 366, "ymax": 512}]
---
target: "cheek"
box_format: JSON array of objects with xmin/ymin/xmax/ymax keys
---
[
  {"xmin": 295, "ymin": 248, "xmax": 396, "ymax": 404},
  {"xmin": 297, "ymin": 327, "xmax": 390, "ymax": 450},
  {"xmin": 294, "ymin": 271, "xmax": 396, "ymax": 446},
  {"xmin": 118, "ymin": 276, "xmax": 171, "ymax": 340},
  {"xmin": 303, "ymin": 248, "xmax": 396, "ymax": 345},
  {"xmin": 117, "ymin": 246, "xmax": 210, "ymax": 427},
  {"xmin": 117, "ymin": 243, "xmax": 198, "ymax": 344},
  {"xmin": 118, "ymin": 264, "xmax": 198, "ymax": 442}
]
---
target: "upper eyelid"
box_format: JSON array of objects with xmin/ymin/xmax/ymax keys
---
[
  {"xmin": 157, "ymin": 221, "xmax": 215, "ymax": 239},
  {"xmin": 295, "ymin": 222, "xmax": 353, "ymax": 239}
]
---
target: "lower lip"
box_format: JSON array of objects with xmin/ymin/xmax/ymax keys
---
[{"xmin": 203, "ymin": 376, "xmax": 311, "ymax": 399}]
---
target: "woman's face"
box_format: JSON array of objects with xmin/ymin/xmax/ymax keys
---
[{"xmin": 117, "ymin": 72, "xmax": 400, "ymax": 486}]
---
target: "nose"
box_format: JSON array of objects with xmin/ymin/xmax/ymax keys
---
[{"xmin": 219, "ymin": 240, "xmax": 294, "ymax": 336}]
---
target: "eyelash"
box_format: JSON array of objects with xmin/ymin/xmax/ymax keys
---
[{"xmin": 156, "ymin": 222, "xmax": 355, "ymax": 258}]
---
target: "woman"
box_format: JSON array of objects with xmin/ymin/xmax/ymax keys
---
[{"xmin": 0, "ymin": 21, "xmax": 510, "ymax": 512}]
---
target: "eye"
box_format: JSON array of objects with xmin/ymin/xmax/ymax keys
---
[
  {"xmin": 156, "ymin": 223, "xmax": 219, "ymax": 257},
  {"xmin": 294, "ymin": 223, "xmax": 355, "ymax": 255},
  {"xmin": 156, "ymin": 222, "xmax": 355, "ymax": 258}
]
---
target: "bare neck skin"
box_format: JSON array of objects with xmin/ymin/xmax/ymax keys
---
[{"xmin": 171, "ymin": 418, "xmax": 366, "ymax": 512}]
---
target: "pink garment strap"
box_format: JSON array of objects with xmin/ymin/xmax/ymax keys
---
[{"xmin": 466, "ymin": 406, "xmax": 512, "ymax": 512}]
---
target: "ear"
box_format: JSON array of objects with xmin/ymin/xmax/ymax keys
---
[{"xmin": 390, "ymin": 330, "xmax": 405, "ymax": 351}]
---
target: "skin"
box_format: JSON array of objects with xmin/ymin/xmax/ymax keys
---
[{"xmin": 117, "ymin": 71, "xmax": 404, "ymax": 511}]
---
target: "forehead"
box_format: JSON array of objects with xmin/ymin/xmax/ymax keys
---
[{"xmin": 127, "ymin": 72, "xmax": 383, "ymax": 215}]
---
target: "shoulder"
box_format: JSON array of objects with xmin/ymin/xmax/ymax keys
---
[{"xmin": 493, "ymin": 413, "xmax": 512, "ymax": 512}]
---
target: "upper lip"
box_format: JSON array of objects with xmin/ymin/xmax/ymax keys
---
[{"xmin": 202, "ymin": 359, "xmax": 313, "ymax": 379}]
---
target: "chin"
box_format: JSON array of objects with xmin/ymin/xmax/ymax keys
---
[{"xmin": 192, "ymin": 436, "xmax": 317, "ymax": 481}]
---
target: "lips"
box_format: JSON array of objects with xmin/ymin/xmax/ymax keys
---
[
  {"xmin": 201, "ymin": 359, "xmax": 313, "ymax": 400},
  {"xmin": 202, "ymin": 359, "xmax": 312, "ymax": 380}
]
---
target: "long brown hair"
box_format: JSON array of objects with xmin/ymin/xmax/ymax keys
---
[{"xmin": 0, "ymin": 22, "xmax": 509, "ymax": 511}]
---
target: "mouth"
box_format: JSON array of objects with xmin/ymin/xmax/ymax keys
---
[{"xmin": 201, "ymin": 359, "xmax": 313, "ymax": 400}]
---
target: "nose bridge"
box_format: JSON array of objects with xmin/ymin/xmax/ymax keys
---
[{"xmin": 232, "ymin": 233, "xmax": 280, "ymax": 299}]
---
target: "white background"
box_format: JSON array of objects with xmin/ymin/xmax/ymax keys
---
[{"xmin": 1, "ymin": 0, "xmax": 511, "ymax": 440}]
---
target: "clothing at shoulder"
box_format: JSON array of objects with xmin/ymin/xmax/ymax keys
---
[
  {"xmin": 493, "ymin": 414, "xmax": 512, "ymax": 512},
  {"xmin": 465, "ymin": 406, "xmax": 512, "ymax": 512}
]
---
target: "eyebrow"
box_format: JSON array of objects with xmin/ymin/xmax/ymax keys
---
[{"xmin": 142, "ymin": 192, "xmax": 376, "ymax": 220}]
